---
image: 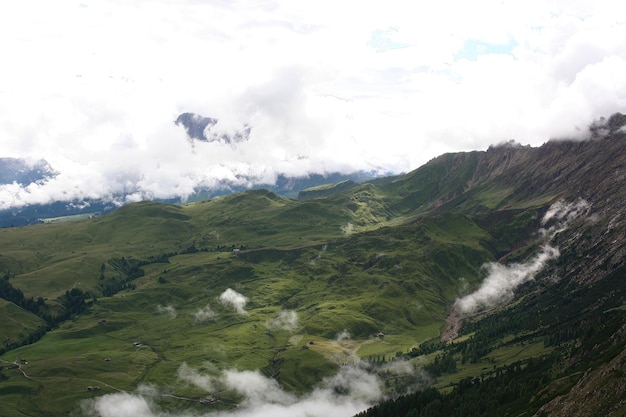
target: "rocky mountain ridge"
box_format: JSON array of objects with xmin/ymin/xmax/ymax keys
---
[
  {"xmin": 355, "ymin": 113, "xmax": 626, "ymax": 416},
  {"xmin": 432, "ymin": 115, "xmax": 626, "ymax": 287}
]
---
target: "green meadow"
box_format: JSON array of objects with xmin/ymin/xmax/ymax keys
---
[{"xmin": 0, "ymin": 162, "xmax": 555, "ymax": 415}]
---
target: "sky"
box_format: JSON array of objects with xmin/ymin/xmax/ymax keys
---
[{"xmin": 1, "ymin": 0, "xmax": 626, "ymax": 208}]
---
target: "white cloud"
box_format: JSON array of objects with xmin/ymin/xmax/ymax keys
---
[
  {"xmin": 192, "ymin": 304, "xmax": 217, "ymax": 324},
  {"xmin": 82, "ymin": 391, "xmax": 154, "ymax": 417},
  {"xmin": 541, "ymin": 198, "xmax": 590, "ymax": 232},
  {"xmin": 335, "ymin": 329, "xmax": 352, "ymax": 341},
  {"xmin": 456, "ymin": 199, "xmax": 590, "ymax": 314},
  {"xmin": 85, "ymin": 363, "xmax": 383, "ymax": 417},
  {"xmin": 1, "ymin": 1, "xmax": 625, "ymax": 208},
  {"xmin": 156, "ymin": 304, "xmax": 177, "ymax": 319},
  {"xmin": 222, "ymin": 369, "xmax": 298, "ymax": 408},
  {"xmin": 265, "ymin": 310, "xmax": 300, "ymax": 332},
  {"xmin": 456, "ymin": 244, "xmax": 561, "ymax": 314},
  {"xmin": 177, "ymin": 362, "xmax": 216, "ymax": 392},
  {"xmin": 219, "ymin": 288, "xmax": 249, "ymax": 314}
]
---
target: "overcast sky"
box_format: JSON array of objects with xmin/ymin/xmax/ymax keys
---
[{"xmin": 1, "ymin": 0, "xmax": 625, "ymax": 208}]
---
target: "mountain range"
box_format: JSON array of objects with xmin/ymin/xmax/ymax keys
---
[
  {"xmin": 0, "ymin": 170, "xmax": 376, "ymax": 228},
  {"xmin": 0, "ymin": 157, "xmax": 56, "ymax": 186},
  {"xmin": 0, "ymin": 112, "xmax": 378, "ymax": 227},
  {"xmin": 0, "ymin": 113, "xmax": 625, "ymax": 416}
]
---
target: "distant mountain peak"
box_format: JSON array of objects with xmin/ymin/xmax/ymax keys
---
[
  {"xmin": 175, "ymin": 112, "xmax": 251, "ymax": 144},
  {"xmin": 487, "ymin": 139, "xmax": 530, "ymax": 150},
  {"xmin": 174, "ymin": 112, "xmax": 218, "ymax": 141},
  {"xmin": 0, "ymin": 157, "xmax": 56, "ymax": 186},
  {"xmin": 589, "ymin": 111, "xmax": 626, "ymax": 138},
  {"xmin": 607, "ymin": 112, "xmax": 626, "ymax": 131}
]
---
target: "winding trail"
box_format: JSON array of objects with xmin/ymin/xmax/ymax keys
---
[
  {"xmin": 0, "ymin": 358, "xmax": 34, "ymax": 381},
  {"xmin": 0, "ymin": 357, "xmax": 123, "ymax": 392}
]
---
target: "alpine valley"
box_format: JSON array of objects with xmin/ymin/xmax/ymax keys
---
[{"xmin": 1, "ymin": 114, "xmax": 625, "ymax": 416}]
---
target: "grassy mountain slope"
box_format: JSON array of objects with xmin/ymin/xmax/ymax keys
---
[
  {"xmin": 1, "ymin": 114, "xmax": 626, "ymax": 416},
  {"xmin": 0, "ymin": 191, "xmax": 498, "ymax": 415}
]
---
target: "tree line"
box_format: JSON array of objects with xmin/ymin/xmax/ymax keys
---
[{"xmin": 1, "ymin": 273, "xmax": 91, "ymax": 355}]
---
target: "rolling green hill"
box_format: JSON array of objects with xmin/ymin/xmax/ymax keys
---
[{"xmin": 1, "ymin": 114, "xmax": 626, "ymax": 416}]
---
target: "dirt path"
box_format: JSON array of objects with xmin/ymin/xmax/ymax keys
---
[{"xmin": 0, "ymin": 358, "xmax": 34, "ymax": 381}]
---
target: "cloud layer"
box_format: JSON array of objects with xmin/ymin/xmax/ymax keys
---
[
  {"xmin": 85, "ymin": 364, "xmax": 383, "ymax": 417},
  {"xmin": 1, "ymin": 1, "xmax": 626, "ymax": 209}
]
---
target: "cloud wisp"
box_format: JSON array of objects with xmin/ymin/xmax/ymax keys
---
[
  {"xmin": 265, "ymin": 310, "xmax": 300, "ymax": 332},
  {"xmin": 192, "ymin": 304, "xmax": 217, "ymax": 324},
  {"xmin": 156, "ymin": 304, "xmax": 177, "ymax": 319},
  {"xmin": 456, "ymin": 199, "xmax": 590, "ymax": 314},
  {"xmin": 335, "ymin": 329, "xmax": 352, "ymax": 342},
  {"xmin": 310, "ymin": 244, "xmax": 328, "ymax": 264},
  {"xmin": 540, "ymin": 198, "xmax": 591, "ymax": 238},
  {"xmin": 455, "ymin": 244, "xmax": 561, "ymax": 314},
  {"xmin": 218, "ymin": 288, "xmax": 249, "ymax": 315}
]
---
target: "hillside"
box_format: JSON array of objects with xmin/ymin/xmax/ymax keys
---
[
  {"xmin": 0, "ymin": 114, "xmax": 625, "ymax": 416},
  {"xmin": 0, "ymin": 171, "xmax": 376, "ymax": 227}
]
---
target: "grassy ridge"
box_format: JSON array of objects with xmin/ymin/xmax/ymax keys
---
[{"xmin": 0, "ymin": 299, "xmax": 46, "ymax": 347}]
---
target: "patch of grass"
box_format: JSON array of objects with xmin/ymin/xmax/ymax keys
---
[
  {"xmin": 0, "ymin": 299, "xmax": 46, "ymax": 348},
  {"xmin": 41, "ymin": 213, "xmax": 98, "ymax": 224}
]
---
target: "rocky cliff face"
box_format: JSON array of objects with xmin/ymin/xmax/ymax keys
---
[
  {"xmin": 524, "ymin": 115, "xmax": 626, "ymax": 416},
  {"xmin": 418, "ymin": 113, "xmax": 626, "ymax": 212},
  {"xmin": 479, "ymin": 115, "xmax": 626, "ymax": 416},
  {"xmin": 404, "ymin": 114, "xmax": 626, "ymax": 287},
  {"xmin": 402, "ymin": 113, "xmax": 626, "ymax": 415}
]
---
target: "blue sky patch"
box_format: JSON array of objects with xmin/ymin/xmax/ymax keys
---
[
  {"xmin": 454, "ymin": 39, "xmax": 516, "ymax": 60},
  {"xmin": 368, "ymin": 28, "xmax": 410, "ymax": 52}
]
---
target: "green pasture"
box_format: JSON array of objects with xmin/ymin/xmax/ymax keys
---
[{"xmin": 0, "ymin": 180, "xmax": 556, "ymax": 415}]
